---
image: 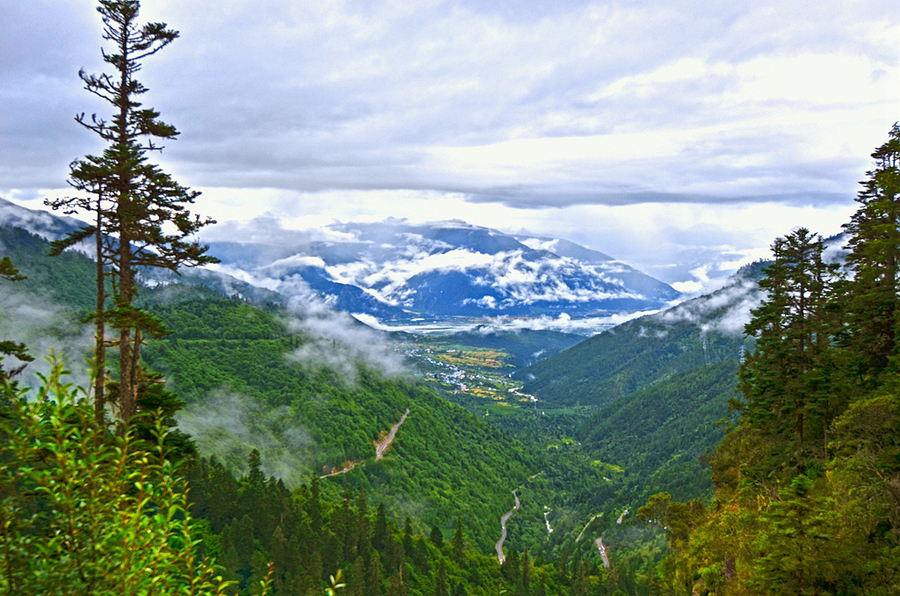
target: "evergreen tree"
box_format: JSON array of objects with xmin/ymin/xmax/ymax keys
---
[
  {"xmin": 373, "ymin": 504, "xmax": 388, "ymax": 551},
  {"xmin": 366, "ymin": 552, "xmax": 383, "ymax": 596},
  {"xmin": 841, "ymin": 123, "xmax": 900, "ymax": 385},
  {"xmin": 401, "ymin": 517, "xmax": 414, "ymax": 558},
  {"xmin": 452, "ymin": 516, "xmax": 465, "ymax": 563},
  {"xmin": 348, "ymin": 556, "xmax": 365, "ymax": 596},
  {"xmin": 738, "ymin": 228, "xmax": 840, "ymax": 468},
  {"xmin": 44, "ymin": 0, "xmax": 217, "ymax": 423},
  {"xmin": 430, "ymin": 524, "xmax": 444, "ymax": 548},
  {"xmin": 434, "ymin": 560, "xmax": 449, "ymax": 596}
]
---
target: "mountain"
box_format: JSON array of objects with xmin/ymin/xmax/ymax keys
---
[
  {"xmin": 516, "ymin": 261, "xmax": 766, "ymax": 407},
  {"xmin": 205, "ymin": 218, "xmax": 681, "ymax": 323},
  {"xmin": 0, "ymin": 213, "xmax": 544, "ymax": 552},
  {"xmin": 0, "ymin": 197, "xmax": 83, "ymax": 241}
]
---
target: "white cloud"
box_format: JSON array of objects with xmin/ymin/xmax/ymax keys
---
[{"xmin": 2, "ymin": 0, "xmax": 895, "ymax": 288}]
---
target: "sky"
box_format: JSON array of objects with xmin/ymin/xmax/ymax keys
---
[{"xmin": 1, "ymin": 0, "xmax": 897, "ymax": 292}]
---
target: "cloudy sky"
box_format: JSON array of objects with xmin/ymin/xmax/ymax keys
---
[{"xmin": 1, "ymin": 0, "xmax": 897, "ymax": 290}]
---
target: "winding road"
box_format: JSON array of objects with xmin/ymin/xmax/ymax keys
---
[
  {"xmin": 575, "ymin": 513, "xmax": 602, "ymax": 543},
  {"xmin": 321, "ymin": 409, "xmax": 410, "ymax": 480},
  {"xmin": 375, "ymin": 408, "xmax": 410, "ymax": 461},
  {"xmin": 495, "ymin": 490, "xmax": 521, "ymax": 564},
  {"xmin": 595, "ymin": 538, "xmax": 610, "ymax": 568}
]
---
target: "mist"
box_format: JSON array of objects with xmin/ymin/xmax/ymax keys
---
[
  {"xmin": 176, "ymin": 390, "xmax": 319, "ymax": 487},
  {"xmin": 280, "ymin": 279, "xmax": 410, "ymax": 384},
  {"xmin": 0, "ymin": 286, "xmax": 93, "ymax": 392}
]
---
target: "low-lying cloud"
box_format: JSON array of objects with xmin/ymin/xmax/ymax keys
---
[
  {"xmin": 281, "ymin": 280, "xmax": 410, "ymax": 383},
  {"xmin": 657, "ymin": 275, "xmax": 763, "ymax": 336},
  {"xmin": 176, "ymin": 390, "xmax": 318, "ymax": 487},
  {"xmin": 0, "ymin": 286, "xmax": 93, "ymax": 392}
]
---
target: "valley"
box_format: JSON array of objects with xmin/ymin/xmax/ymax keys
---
[
  {"xmin": 4, "ymin": 119, "xmax": 900, "ymax": 595},
  {"xmin": 0, "ymin": 210, "xmax": 737, "ymax": 593}
]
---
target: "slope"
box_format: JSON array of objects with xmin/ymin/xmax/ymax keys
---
[
  {"xmin": 0, "ymin": 221, "xmax": 545, "ymax": 552},
  {"xmin": 517, "ymin": 262, "xmax": 765, "ymax": 407}
]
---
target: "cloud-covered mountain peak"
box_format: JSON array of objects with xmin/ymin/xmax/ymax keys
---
[
  {"xmin": 206, "ymin": 218, "xmax": 681, "ymax": 323},
  {"xmin": 0, "ymin": 197, "xmax": 82, "ymax": 242}
]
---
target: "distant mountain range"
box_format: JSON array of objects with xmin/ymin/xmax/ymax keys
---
[
  {"xmin": 206, "ymin": 218, "xmax": 681, "ymax": 323},
  {"xmin": 1, "ymin": 199, "xmax": 681, "ymax": 327}
]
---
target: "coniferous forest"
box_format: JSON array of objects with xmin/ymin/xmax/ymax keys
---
[
  {"xmin": 1, "ymin": 1, "xmax": 899, "ymax": 595},
  {"xmin": 637, "ymin": 126, "xmax": 900, "ymax": 594}
]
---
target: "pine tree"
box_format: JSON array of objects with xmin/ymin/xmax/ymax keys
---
[
  {"xmin": 739, "ymin": 228, "xmax": 839, "ymax": 466},
  {"xmin": 841, "ymin": 123, "xmax": 900, "ymax": 385},
  {"xmin": 44, "ymin": 0, "xmax": 217, "ymax": 423},
  {"xmin": 373, "ymin": 504, "xmax": 388, "ymax": 552},
  {"xmin": 434, "ymin": 560, "xmax": 449, "ymax": 596},
  {"xmin": 348, "ymin": 557, "xmax": 365, "ymax": 596},
  {"xmin": 452, "ymin": 516, "xmax": 465, "ymax": 564},
  {"xmin": 429, "ymin": 524, "xmax": 444, "ymax": 548}
]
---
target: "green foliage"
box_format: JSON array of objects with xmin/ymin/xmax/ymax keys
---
[
  {"xmin": 517, "ymin": 269, "xmax": 760, "ymax": 407},
  {"xmin": 0, "ymin": 355, "xmax": 234, "ymax": 595},
  {"xmin": 646, "ymin": 126, "xmax": 900, "ymax": 595}
]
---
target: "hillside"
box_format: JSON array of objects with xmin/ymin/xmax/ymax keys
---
[
  {"xmin": 141, "ymin": 296, "xmax": 540, "ymax": 549},
  {"xmin": 0, "ymin": 224, "xmax": 551, "ymax": 553},
  {"xmin": 576, "ymin": 360, "xmax": 740, "ymax": 506},
  {"xmin": 517, "ymin": 262, "xmax": 764, "ymax": 407}
]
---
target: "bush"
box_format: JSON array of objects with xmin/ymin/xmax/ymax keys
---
[{"xmin": 0, "ymin": 355, "xmax": 237, "ymax": 596}]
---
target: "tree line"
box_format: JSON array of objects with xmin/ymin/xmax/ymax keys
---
[{"xmin": 639, "ymin": 124, "xmax": 900, "ymax": 594}]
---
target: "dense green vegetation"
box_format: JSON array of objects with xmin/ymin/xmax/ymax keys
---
[
  {"xmin": 0, "ymin": 358, "xmax": 236, "ymax": 596},
  {"xmin": 140, "ymin": 297, "xmax": 540, "ymax": 551},
  {"xmin": 185, "ymin": 450, "xmax": 626, "ymax": 596},
  {"xmin": 516, "ymin": 266, "xmax": 762, "ymax": 407},
  {"xmin": 577, "ymin": 361, "xmax": 739, "ymax": 506},
  {"xmin": 641, "ymin": 125, "xmax": 900, "ymax": 594},
  {"xmin": 0, "ymin": 225, "xmax": 97, "ymax": 312}
]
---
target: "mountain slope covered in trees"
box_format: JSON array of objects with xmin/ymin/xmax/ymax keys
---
[
  {"xmin": 517, "ymin": 262, "xmax": 763, "ymax": 407},
  {"xmin": 638, "ymin": 124, "xmax": 900, "ymax": 594}
]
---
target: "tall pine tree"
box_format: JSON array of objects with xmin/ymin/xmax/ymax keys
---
[
  {"xmin": 45, "ymin": 0, "xmax": 217, "ymax": 423},
  {"xmin": 738, "ymin": 228, "xmax": 839, "ymax": 466},
  {"xmin": 841, "ymin": 123, "xmax": 900, "ymax": 386}
]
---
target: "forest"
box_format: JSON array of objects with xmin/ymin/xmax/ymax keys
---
[
  {"xmin": 1, "ymin": 0, "xmax": 899, "ymax": 594},
  {"xmin": 636, "ymin": 126, "xmax": 900, "ymax": 594}
]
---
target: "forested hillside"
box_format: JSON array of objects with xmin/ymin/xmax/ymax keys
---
[
  {"xmin": 0, "ymin": 223, "xmax": 633, "ymax": 594},
  {"xmin": 639, "ymin": 125, "xmax": 900, "ymax": 594},
  {"xmin": 141, "ymin": 297, "xmax": 541, "ymax": 550},
  {"xmin": 517, "ymin": 264, "xmax": 762, "ymax": 407}
]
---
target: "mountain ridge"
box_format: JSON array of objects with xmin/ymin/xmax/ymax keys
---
[{"xmin": 204, "ymin": 218, "xmax": 681, "ymax": 324}]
